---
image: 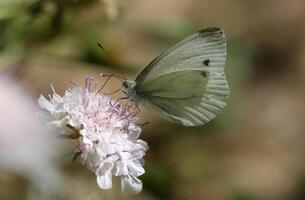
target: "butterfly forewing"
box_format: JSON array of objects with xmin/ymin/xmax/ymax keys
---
[{"xmin": 135, "ymin": 27, "xmax": 229, "ymax": 126}]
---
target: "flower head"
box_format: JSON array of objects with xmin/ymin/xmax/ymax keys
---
[{"xmin": 38, "ymin": 76, "xmax": 148, "ymax": 193}]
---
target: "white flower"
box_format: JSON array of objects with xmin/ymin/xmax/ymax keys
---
[{"xmin": 38, "ymin": 76, "xmax": 148, "ymax": 193}]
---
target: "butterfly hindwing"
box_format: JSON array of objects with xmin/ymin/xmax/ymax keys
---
[{"xmin": 142, "ymin": 70, "xmax": 228, "ymax": 126}]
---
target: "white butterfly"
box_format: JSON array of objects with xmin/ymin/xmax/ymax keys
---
[{"xmin": 122, "ymin": 27, "xmax": 229, "ymax": 126}]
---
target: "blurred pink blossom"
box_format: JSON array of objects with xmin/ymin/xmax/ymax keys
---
[{"xmin": 0, "ymin": 77, "xmax": 63, "ymax": 193}]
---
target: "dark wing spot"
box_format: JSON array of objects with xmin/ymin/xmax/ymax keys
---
[
  {"xmin": 203, "ymin": 59, "xmax": 211, "ymax": 66},
  {"xmin": 201, "ymin": 71, "xmax": 208, "ymax": 78},
  {"xmin": 198, "ymin": 27, "xmax": 222, "ymax": 34}
]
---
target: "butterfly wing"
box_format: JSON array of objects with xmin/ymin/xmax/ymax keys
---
[{"xmin": 135, "ymin": 27, "xmax": 229, "ymax": 126}]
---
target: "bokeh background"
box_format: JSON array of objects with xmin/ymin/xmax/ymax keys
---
[{"xmin": 1, "ymin": 0, "xmax": 305, "ymax": 199}]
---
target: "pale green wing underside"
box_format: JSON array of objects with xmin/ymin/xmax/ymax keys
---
[{"xmin": 136, "ymin": 27, "xmax": 229, "ymax": 126}]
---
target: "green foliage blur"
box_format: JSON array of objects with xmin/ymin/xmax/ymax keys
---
[{"xmin": 1, "ymin": 0, "xmax": 305, "ymax": 200}]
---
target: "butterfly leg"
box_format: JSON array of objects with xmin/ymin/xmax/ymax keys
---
[
  {"xmin": 104, "ymin": 89, "xmax": 127, "ymax": 96},
  {"xmin": 113, "ymin": 96, "xmax": 130, "ymax": 106},
  {"xmin": 122, "ymin": 102, "xmax": 133, "ymax": 131},
  {"xmin": 124, "ymin": 104, "xmax": 148, "ymax": 131},
  {"xmin": 96, "ymin": 74, "xmax": 114, "ymax": 94},
  {"xmin": 131, "ymin": 104, "xmax": 141, "ymax": 117},
  {"xmin": 96, "ymin": 73, "xmax": 125, "ymax": 94}
]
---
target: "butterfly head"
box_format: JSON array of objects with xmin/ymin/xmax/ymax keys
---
[
  {"xmin": 122, "ymin": 80, "xmax": 140, "ymax": 102},
  {"xmin": 122, "ymin": 80, "xmax": 136, "ymax": 90}
]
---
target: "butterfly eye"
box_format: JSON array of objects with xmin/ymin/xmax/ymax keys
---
[{"xmin": 122, "ymin": 81, "xmax": 127, "ymax": 88}]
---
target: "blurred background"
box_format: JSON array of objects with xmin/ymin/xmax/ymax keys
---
[{"xmin": 1, "ymin": 0, "xmax": 305, "ymax": 199}]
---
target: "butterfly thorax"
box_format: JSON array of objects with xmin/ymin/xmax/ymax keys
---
[{"xmin": 122, "ymin": 80, "xmax": 142, "ymax": 104}]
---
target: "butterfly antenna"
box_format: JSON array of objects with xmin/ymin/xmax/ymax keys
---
[{"xmin": 97, "ymin": 42, "xmax": 113, "ymax": 59}]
